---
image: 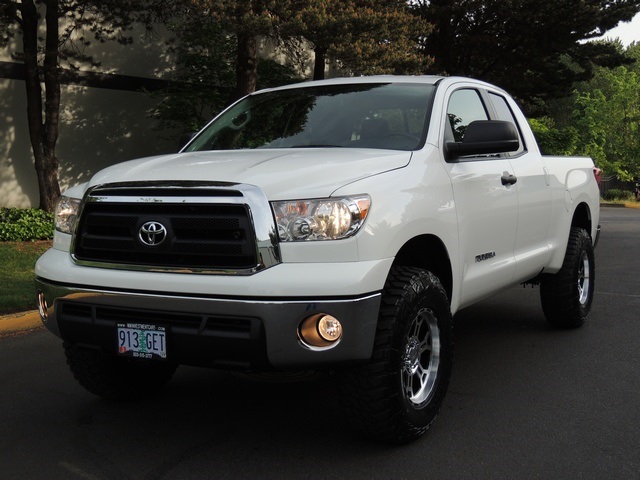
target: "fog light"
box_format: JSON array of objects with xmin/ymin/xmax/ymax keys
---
[
  {"xmin": 37, "ymin": 291, "xmax": 48, "ymax": 323},
  {"xmin": 299, "ymin": 314, "xmax": 343, "ymax": 349},
  {"xmin": 318, "ymin": 315, "xmax": 342, "ymax": 341}
]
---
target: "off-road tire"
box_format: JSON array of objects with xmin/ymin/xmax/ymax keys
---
[
  {"xmin": 64, "ymin": 343, "xmax": 177, "ymax": 400},
  {"xmin": 540, "ymin": 227, "xmax": 595, "ymax": 328},
  {"xmin": 337, "ymin": 266, "xmax": 453, "ymax": 444}
]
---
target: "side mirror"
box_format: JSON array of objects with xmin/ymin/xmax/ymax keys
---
[{"xmin": 446, "ymin": 120, "xmax": 519, "ymax": 161}]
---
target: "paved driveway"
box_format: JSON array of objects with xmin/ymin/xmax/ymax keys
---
[{"xmin": 1, "ymin": 206, "xmax": 638, "ymax": 479}]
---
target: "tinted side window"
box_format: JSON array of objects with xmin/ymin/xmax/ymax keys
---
[
  {"xmin": 488, "ymin": 92, "xmax": 525, "ymax": 154},
  {"xmin": 446, "ymin": 89, "xmax": 489, "ymax": 142}
]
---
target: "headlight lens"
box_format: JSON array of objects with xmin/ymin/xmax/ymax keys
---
[
  {"xmin": 55, "ymin": 195, "xmax": 82, "ymax": 234},
  {"xmin": 272, "ymin": 195, "xmax": 370, "ymax": 241}
]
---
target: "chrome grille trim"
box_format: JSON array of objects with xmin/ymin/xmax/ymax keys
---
[{"xmin": 71, "ymin": 182, "xmax": 281, "ymax": 275}]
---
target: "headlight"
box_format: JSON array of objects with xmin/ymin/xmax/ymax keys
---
[
  {"xmin": 272, "ymin": 195, "xmax": 370, "ymax": 241},
  {"xmin": 55, "ymin": 195, "xmax": 82, "ymax": 234}
]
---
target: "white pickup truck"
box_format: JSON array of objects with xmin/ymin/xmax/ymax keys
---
[{"xmin": 36, "ymin": 76, "xmax": 600, "ymax": 443}]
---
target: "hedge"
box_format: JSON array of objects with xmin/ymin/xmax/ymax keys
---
[{"xmin": 0, "ymin": 208, "xmax": 54, "ymax": 241}]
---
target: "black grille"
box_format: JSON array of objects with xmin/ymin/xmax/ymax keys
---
[
  {"xmin": 74, "ymin": 200, "xmax": 258, "ymax": 270},
  {"xmin": 57, "ymin": 301, "xmax": 269, "ymax": 368},
  {"xmin": 58, "ymin": 302, "xmax": 259, "ymax": 338}
]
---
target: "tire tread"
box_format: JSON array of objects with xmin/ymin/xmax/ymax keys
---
[
  {"xmin": 540, "ymin": 227, "xmax": 595, "ymax": 328},
  {"xmin": 338, "ymin": 266, "xmax": 453, "ymax": 443}
]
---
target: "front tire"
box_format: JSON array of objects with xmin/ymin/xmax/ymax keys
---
[
  {"xmin": 338, "ymin": 266, "xmax": 453, "ymax": 444},
  {"xmin": 540, "ymin": 227, "xmax": 595, "ymax": 328},
  {"xmin": 64, "ymin": 343, "xmax": 177, "ymax": 400}
]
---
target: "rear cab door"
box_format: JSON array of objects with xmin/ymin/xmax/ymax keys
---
[{"xmin": 484, "ymin": 89, "xmax": 553, "ymax": 282}]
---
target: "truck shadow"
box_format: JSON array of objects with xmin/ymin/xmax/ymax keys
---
[{"xmin": 62, "ymin": 285, "xmax": 579, "ymax": 477}]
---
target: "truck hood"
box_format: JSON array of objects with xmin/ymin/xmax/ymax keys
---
[{"xmin": 87, "ymin": 148, "xmax": 411, "ymax": 199}]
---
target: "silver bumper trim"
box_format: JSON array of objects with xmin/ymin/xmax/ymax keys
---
[{"xmin": 36, "ymin": 278, "xmax": 381, "ymax": 368}]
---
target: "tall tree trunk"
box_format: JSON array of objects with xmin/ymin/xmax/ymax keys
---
[
  {"xmin": 232, "ymin": 33, "xmax": 257, "ymax": 102},
  {"xmin": 313, "ymin": 47, "xmax": 326, "ymax": 80},
  {"xmin": 22, "ymin": 0, "xmax": 61, "ymax": 212}
]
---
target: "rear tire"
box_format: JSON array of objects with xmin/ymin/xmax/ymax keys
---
[
  {"xmin": 338, "ymin": 266, "xmax": 453, "ymax": 444},
  {"xmin": 540, "ymin": 227, "xmax": 595, "ymax": 328},
  {"xmin": 64, "ymin": 343, "xmax": 177, "ymax": 400}
]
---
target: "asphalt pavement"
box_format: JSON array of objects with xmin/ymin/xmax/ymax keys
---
[{"xmin": 1, "ymin": 206, "xmax": 639, "ymax": 479}]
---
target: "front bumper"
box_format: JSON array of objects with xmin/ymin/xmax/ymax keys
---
[{"xmin": 36, "ymin": 278, "xmax": 381, "ymax": 370}]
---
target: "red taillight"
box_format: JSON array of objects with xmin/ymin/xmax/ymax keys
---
[{"xmin": 593, "ymin": 167, "xmax": 602, "ymax": 187}]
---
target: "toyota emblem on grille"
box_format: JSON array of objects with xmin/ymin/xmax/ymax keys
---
[{"xmin": 139, "ymin": 221, "xmax": 167, "ymax": 246}]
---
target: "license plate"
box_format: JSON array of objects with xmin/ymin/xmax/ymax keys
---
[{"xmin": 117, "ymin": 323, "xmax": 167, "ymax": 360}]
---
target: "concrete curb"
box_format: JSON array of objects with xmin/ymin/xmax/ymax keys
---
[
  {"xmin": 0, "ymin": 310, "xmax": 43, "ymax": 337},
  {"xmin": 601, "ymin": 202, "xmax": 640, "ymax": 209}
]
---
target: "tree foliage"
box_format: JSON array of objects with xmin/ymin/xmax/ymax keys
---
[
  {"xmin": 5, "ymin": 0, "xmax": 640, "ymax": 209},
  {"xmin": 191, "ymin": 0, "xmax": 280, "ymax": 100},
  {"xmin": 152, "ymin": 0, "xmax": 431, "ymax": 135},
  {"xmin": 150, "ymin": 15, "xmax": 236, "ymax": 135},
  {"xmin": 280, "ymin": 0, "xmax": 431, "ymax": 80},
  {"xmin": 571, "ymin": 45, "xmax": 640, "ymax": 179},
  {"xmin": 187, "ymin": 1, "xmax": 429, "ymax": 91},
  {"xmin": 528, "ymin": 116, "xmax": 579, "ymax": 156},
  {"xmin": 534, "ymin": 43, "xmax": 640, "ymax": 180},
  {"xmin": 412, "ymin": 0, "xmax": 640, "ymax": 115},
  {"xmin": 149, "ymin": 4, "xmax": 305, "ymax": 138}
]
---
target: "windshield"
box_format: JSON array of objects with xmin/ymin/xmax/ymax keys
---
[{"xmin": 184, "ymin": 83, "xmax": 435, "ymax": 152}]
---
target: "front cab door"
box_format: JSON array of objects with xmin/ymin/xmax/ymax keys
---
[{"xmin": 442, "ymin": 87, "xmax": 518, "ymax": 307}]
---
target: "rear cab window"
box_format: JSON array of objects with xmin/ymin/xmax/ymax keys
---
[{"xmin": 487, "ymin": 92, "xmax": 526, "ymax": 156}]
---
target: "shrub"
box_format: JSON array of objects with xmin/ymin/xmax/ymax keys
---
[
  {"xmin": 0, "ymin": 208, "xmax": 54, "ymax": 241},
  {"xmin": 602, "ymin": 189, "xmax": 635, "ymax": 202}
]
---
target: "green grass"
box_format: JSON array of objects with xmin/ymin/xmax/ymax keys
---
[{"xmin": 0, "ymin": 241, "xmax": 51, "ymax": 315}]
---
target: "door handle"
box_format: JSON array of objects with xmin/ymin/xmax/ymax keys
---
[{"xmin": 501, "ymin": 174, "xmax": 517, "ymax": 186}]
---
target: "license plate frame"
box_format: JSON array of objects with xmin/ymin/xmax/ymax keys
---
[{"xmin": 116, "ymin": 323, "xmax": 167, "ymax": 360}]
